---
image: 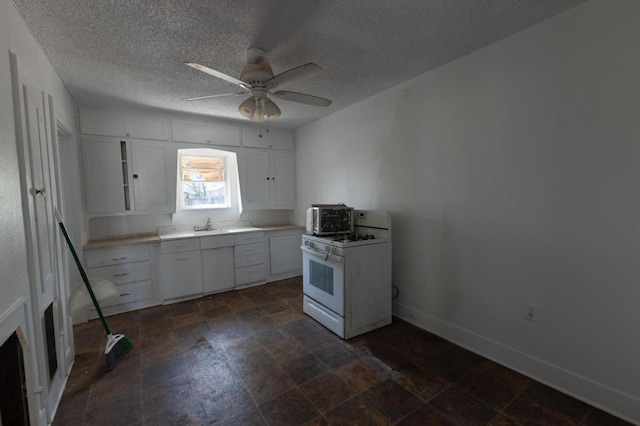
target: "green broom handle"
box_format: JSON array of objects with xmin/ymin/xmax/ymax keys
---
[{"xmin": 55, "ymin": 210, "xmax": 111, "ymax": 335}]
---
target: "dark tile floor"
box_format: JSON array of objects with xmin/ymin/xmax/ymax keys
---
[{"xmin": 54, "ymin": 277, "xmax": 630, "ymax": 425}]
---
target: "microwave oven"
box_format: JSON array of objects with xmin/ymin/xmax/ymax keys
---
[{"xmin": 306, "ymin": 204, "xmax": 354, "ymax": 236}]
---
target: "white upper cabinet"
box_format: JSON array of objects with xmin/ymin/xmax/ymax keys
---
[
  {"xmin": 79, "ymin": 107, "xmax": 169, "ymax": 140},
  {"xmin": 82, "ymin": 137, "xmax": 175, "ymax": 214},
  {"xmin": 269, "ymin": 150, "xmax": 296, "ymax": 207},
  {"xmin": 242, "ymin": 148, "xmax": 295, "ymax": 209},
  {"xmin": 130, "ymin": 140, "xmax": 175, "ymax": 213},
  {"xmin": 82, "ymin": 137, "xmax": 127, "ymax": 213},
  {"xmin": 171, "ymin": 118, "xmax": 241, "ymax": 146},
  {"xmin": 242, "ymin": 127, "xmax": 294, "ymax": 150}
]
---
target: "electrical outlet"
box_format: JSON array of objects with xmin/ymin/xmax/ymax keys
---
[{"xmin": 524, "ymin": 303, "xmax": 539, "ymax": 322}]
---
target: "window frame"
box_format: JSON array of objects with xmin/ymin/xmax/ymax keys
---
[{"xmin": 177, "ymin": 150, "xmax": 231, "ymax": 210}]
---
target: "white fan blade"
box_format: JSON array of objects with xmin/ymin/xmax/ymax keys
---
[
  {"xmin": 266, "ymin": 63, "xmax": 322, "ymax": 90},
  {"xmin": 181, "ymin": 92, "xmax": 247, "ymax": 102},
  {"xmin": 271, "ymin": 91, "xmax": 332, "ymax": 107},
  {"xmin": 185, "ymin": 62, "xmax": 251, "ymax": 90}
]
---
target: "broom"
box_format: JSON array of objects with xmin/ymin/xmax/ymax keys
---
[{"xmin": 55, "ymin": 209, "xmax": 133, "ymax": 371}]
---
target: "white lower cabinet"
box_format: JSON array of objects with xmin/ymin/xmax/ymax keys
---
[
  {"xmin": 81, "ymin": 228, "xmax": 300, "ymax": 315},
  {"xmin": 201, "ymin": 234, "xmax": 235, "ymax": 294},
  {"xmin": 83, "ymin": 244, "xmax": 156, "ymax": 319},
  {"xmin": 234, "ymin": 232, "xmax": 265, "ymax": 287},
  {"xmin": 159, "ymin": 238, "xmax": 202, "ymax": 302},
  {"xmin": 266, "ymin": 228, "xmax": 303, "ymax": 282}
]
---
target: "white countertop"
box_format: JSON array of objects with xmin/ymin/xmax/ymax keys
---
[{"xmin": 84, "ymin": 224, "xmax": 304, "ymax": 249}]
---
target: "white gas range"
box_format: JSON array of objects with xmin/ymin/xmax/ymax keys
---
[{"xmin": 301, "ymin": 210, "xmax": 392, "ymax": 339}]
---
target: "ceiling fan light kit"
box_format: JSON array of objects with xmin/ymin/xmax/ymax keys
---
[{"xmin": 184, "ymin": 47, "xmax": 331, "ymax": 122}]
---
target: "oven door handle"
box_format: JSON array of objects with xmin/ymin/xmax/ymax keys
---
[{"xmin": 300, "ymin": 245, "xmax": 344, "ymax": 263}]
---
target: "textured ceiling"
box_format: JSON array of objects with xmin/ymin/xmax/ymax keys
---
[{"xmin": 13, "ymin": 0, "xmax": 588, "ymax": 129}]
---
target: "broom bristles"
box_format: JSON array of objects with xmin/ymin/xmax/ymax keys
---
[{"xmin": 105, "ymin": 333, "xmax": 133, "ymax": 371}]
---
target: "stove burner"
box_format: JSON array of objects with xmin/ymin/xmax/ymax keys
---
[{"xmin": 333, "ymin": 233, "xmax": 375, "ymax": 243}]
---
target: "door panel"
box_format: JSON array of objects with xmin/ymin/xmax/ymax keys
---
[
  {"xmin": 15, "ymin": 61, "xmax": 64, "ymax": 424},
  {"xmin": 22, "ymin": 70, "xmax": 56, "ymax": 311}
]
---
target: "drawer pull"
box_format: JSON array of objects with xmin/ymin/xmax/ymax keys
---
[
  {"xmin": 112, "ymin": 257, "xmax": 128, "ymax": 261},
  {"xmin": 119, "ymin": 292, "xmax": 131, "ymax": 297},
  {"xmin": 113, "ymin": 273, "xmax": 129, "ymax": 277}
]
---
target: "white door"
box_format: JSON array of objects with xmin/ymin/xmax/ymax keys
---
[
  {"xmin": 130, "ymin": 140, "xmax": 173, "ymax": 212},
  {"xmin": 82, "ymin": 138, "xmax": 126, "ymax": 213},
  {"xmin": 243, "ymin": 148, "xmax": 270, "ymax": 208},
  {"xmin": 269, "ymin": 150, "xmax": 295, "ymax": 208},
  {"xmin": 202, "ymin": 247, "xmax": 235, "ymax": 293},
  {"xmin": 14, "ymin": 59, "xmax": 64, "ymax": 424},
  {"xmin": 269, "ymin": 234, "xmax": 302, "ymax": 275}
]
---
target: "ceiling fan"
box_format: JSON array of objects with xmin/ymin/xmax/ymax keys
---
[{"xmin": 183, "ymin": 47, "xmax": 332, "ymax": 122}]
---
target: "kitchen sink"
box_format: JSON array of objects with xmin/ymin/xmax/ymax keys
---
[{"xmin": 157, "ymin": 226, "xmax": 262, "ymax": 241}]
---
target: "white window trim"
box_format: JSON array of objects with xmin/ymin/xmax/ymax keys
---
[{"xmin": 176, "ymin": 148, "xmax": 241, "ymax": 212}]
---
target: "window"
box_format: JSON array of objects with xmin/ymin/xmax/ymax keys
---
[{"xmin": 179, "ymin": 152, "xmax": 229, "ymax": 209}]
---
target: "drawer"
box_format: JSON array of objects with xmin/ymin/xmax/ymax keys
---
[
  {"xmin": 87, "ymin": 261, "xmax": 151, "ymax": 285},
  {"xmin": 234, "ymin": 242, "xmax": 264, "ymax": 257},
  {"xmin": 200, "ymin": 234, "xmax": 234, "ymax": 250},
  {"xmin": 98, "ymin": 280, "xmax": 153, "ymax": 308},
  {"xmin": 234, "ymin": 232, "xmax": 264, "ymax": 245},
  {"xmin": 85, "ymin": 250, "xmax": 150, "ymax": 268},
  {"xmin": 234, "ymin": 253, "xmax": 264, "ymax": 268},
  {"xmin": 235, "ymin": 264, "xmax": 265, "ymax": 286},
  {"xmin": 160, "ymin": 238, "xmax": 200, "ymax": 254}
]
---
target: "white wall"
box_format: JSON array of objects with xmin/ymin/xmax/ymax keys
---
[{"xmin": 294, "ymin": 0, "xmax": 640, "ymax": 422}]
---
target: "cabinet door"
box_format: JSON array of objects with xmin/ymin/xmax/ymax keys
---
[
  {"xmin": 79, "ymin": 107, "xmax": 126, "ymax": 137},
  {"xmin": 242, "ymin": 127, "xmax": 294, "ymax": 150},
  {"xmin": 201, "ymin": 247, "xmax": 234, "ymax": 293},
  {"xmin": 159, "ymin": 250, "xmax": 202, "ymax": 301},
  {"xmin": 269, "ymin": 233, "xmax": 303, "ymax": 275},
  {"xmin": 172, "ymin": 119, "xmax": 241, "ymax": 146},
  {"xmin": 243, "ymin": 148, "xmax": 270, "ymax": 208},
  {"xmin": 79, "ymin": 107, "xmax": 169, "ymax": 140},
  {"xmin": 270, "ymin": 150, "xmax": 295, "ymax": 208},
  {"xmin": 83, "ymin": 138, "xmax": 126, "ymax": 213},
  {"xmin": 125, "ymin": 113, "xmax": 169, "ymax": 141},
  {"xmin": 130, "ymin": 140, "xmax": 175, "ymax": 213}
]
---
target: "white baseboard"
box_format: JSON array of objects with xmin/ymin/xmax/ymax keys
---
[{"xmin": 392, "ymin": 302, "xmax": 640, "ymax": 425}]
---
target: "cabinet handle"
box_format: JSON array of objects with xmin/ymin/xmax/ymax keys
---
[
  {"xmin": 112, "ymin": 257, "xmax": 128, "ymax": 261},
  {"xmin": 133, "ymin": 174, "xmax": 139, "ymax": 179},
  {"xmin": 119, "ymin": 292, "xmax": 131, "ymax": 297},
  {"xmin": 35, "ymin": 187, "xmax": 46, "ymax": 196},
  {"xmin": 266, "ymin": 177, "xmax": 270, "ymax": 180},
  {"xmin": 113, "ymin": 273, "xmax": 129, "ymax": 277},
  {"xmin": 176, "ymin": 244, "xmax": 187, "ymax": 248}
]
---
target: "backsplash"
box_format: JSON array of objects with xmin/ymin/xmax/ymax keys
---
[{"xmin": 87, "ymin": 210, "xmax": 294, "ymax": 240}]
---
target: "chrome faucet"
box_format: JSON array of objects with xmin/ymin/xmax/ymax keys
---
[{"xmin": 194, "ymin": 218, "xmax": 213, "ymax": 231}]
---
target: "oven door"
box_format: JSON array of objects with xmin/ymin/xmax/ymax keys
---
[{"xmin": 301, "ymin": 245, "xmax": 344, "ymax": 316}]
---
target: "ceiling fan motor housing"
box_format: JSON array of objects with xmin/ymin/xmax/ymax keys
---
[{"xmin": 240, "ymin": 47, "xmax": 273, "ymax": 86}]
